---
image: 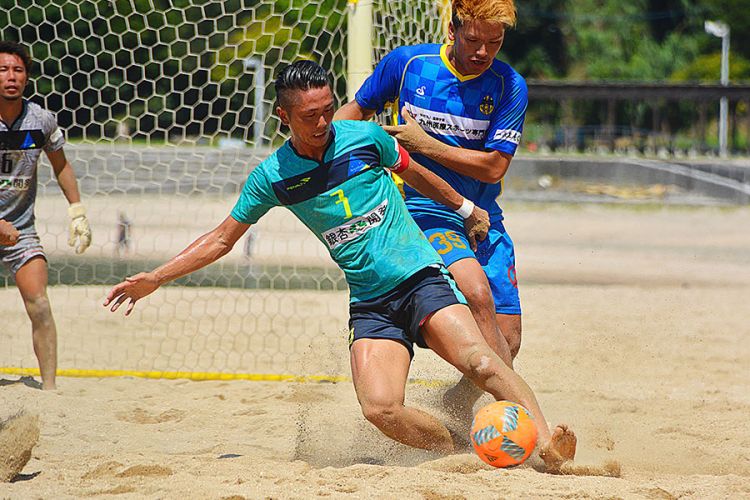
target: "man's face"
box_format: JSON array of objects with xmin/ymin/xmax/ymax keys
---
[
  {"xmin": 449, "ymin": 19, "xmax": 506, "ymax": 76},
  {"xmin": 0, "ymin": 53, "xmax": 28, "ymax": 101},
  {"xmin": 277, "ymin": 85, "xmax": 335, "ymax": 153}
]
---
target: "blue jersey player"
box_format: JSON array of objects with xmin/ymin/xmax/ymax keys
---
[
  {"xmin": 104, "ymin": 61, "xmax": 575, "ymax": 469},
  {"xmin": 336, "ymin": 0, "xmax": 528, "ymax": 418}
]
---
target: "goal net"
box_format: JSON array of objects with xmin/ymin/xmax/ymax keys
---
[{"xmin": 0, "ymin": 0, "xmax": 443, "ymax": 379}]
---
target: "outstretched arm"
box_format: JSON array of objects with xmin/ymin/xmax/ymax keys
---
[
  {"xmin": 383, "ymin": 107, "xmax": 512, "ymax": 184},
  {"xmin": 397, "ymin": 157, "xmax": 489, "ymax": 251},
  {"xmin": 104, "ymin": 216, "xmax": 250, "ymax": 315}
]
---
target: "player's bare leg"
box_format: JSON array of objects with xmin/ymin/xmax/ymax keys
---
[
  {"xmin": 350, "ymin": 338, "xmax": 454, "ymax": 453},
  {"xmin": 496, "ymin": 313, "xmax": 522, "ymax": 360},
  {"xmin": 442, "ymin": 258, "xmax": 512, "ymax": 419},
  {"xmin": 444, "ymin": 317, "xmax": 524, "ymax": 424},
  {"xmin": 15, "ymin": 257, "xmax": 57, "ymax": 390},
  {"xmin": 422, "ymin": 304, "xmax": 575, "ymax": 470}
]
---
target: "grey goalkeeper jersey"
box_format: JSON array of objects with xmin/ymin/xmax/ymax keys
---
[{"xmin": 0, "ymin": 100, "xmax": 65, "ymax": 232}]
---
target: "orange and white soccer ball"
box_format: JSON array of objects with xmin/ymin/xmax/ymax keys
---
[{"xmin": 470, "ymin": 401, "xmax": 538, "ymax": 467}]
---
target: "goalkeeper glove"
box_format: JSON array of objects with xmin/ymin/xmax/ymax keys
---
[{"xmin": 68, "ymin": 202, "xmax": 92, "ymax": 254}]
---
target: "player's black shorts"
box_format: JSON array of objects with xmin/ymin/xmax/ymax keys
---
[{"xmin": 348, "ymin": 265, "xmax": 467, "ymax": 357}]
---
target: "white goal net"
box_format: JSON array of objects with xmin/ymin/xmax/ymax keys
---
[{"xmin": 0, "ymin": 0, "xmax": 443, "ymax": 379}]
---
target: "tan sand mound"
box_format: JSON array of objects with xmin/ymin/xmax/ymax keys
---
[
  {"xmin": 557, "ymin": 459, "xmax": 622, "ymax": 477},
  {"xmin": 0, "ymin": 412, "xmax": 40, "ymax": 482}
]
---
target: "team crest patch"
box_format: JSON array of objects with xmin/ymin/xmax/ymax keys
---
[
  {"xmin": 321, "ymin": 200, "xmax": 388, "ymax": 250},
  {"xmin": 479, "ymin": 95, "xmax": 494, "ymax": 115}
]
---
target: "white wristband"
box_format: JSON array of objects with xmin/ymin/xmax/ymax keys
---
[{"xmin": 455, "ymin": 198, "xmax": 474, "ymax": 219}]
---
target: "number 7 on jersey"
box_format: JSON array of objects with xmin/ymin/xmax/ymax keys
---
[{"xmin": 330, "ymin": 189, "xmax": 352, "ymax": 219}]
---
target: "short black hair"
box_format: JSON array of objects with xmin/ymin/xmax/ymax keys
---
[
  {"xmin": 0, "ymin": 41, "xmax": 32, "ymax": 72},
  {"xmin": 274, "ymin": 60, "xmax": 331, "ymax": 108}
]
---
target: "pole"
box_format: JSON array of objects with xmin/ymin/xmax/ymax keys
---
[
  {"xmin": 346, "ymin": 0, "xmax": 373, "ymax": 101},
  {"xmin": 719, "ymin": 31, "xmax": 729, "ymax": 158},
  {"xmin": 440, "ymin": 0, "xmax": 451, "ymax": 39},
  {"xmin": 705, "ymin": 20, "xmax": 730, "ymax": 158},
  {"xmin": 243, "ymin": 57, "xmax": 265, "ymax": 146}
]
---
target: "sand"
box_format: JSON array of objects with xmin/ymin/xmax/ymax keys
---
[
  {"xmin": 1, "ymin": 202, "xmax": 749, "ymax": 498},
  {"xmin": 0, "ymin": 412, "xmax": 39, "ymax": 482}
]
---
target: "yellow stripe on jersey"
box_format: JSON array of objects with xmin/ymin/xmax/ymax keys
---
[{"xmin": 440, "ymin": 44, "xmax": 483, "ymax": 82}]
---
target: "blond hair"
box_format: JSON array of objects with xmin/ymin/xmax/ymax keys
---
[{"xmin": 451, "ymin": 0, "xmax": 517, "ymax": 28}]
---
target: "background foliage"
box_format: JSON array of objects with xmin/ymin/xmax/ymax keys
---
[{"xmin": 1, "ymin": 0, "xmax": 747, "ymax": 152}]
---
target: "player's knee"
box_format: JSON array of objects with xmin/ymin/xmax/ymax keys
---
[
  {"xmin": 360, "ymin": 400, "xmax": 401, "ymax": 431},
  {"xmin": 462, "ymin": 348, "xmax": 502, "ymax": 389},
  {"xmin": 462, "ymin": 283, "xmax": 495, "ymax": 314},
  {"xmin": 24, "ymin": 294, "xmax": 53, "ymax": 327}
]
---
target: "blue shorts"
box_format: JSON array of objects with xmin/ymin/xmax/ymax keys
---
[
  {"xmin": 348, "ymin": 265, "xmax": 467, "ymax": 357},
  {"xmin": 414, "ymin": 216, "xmax": 521, "ymax": 315}
]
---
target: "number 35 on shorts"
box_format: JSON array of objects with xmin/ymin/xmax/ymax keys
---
[{"xmin": 428, "ymin": 230, "xmax": 467, "ymax": 255}]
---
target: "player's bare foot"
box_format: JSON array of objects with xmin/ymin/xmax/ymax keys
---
[{"xmin": 538, "ymin": 424, "xmax": 577, "ymax": 472}]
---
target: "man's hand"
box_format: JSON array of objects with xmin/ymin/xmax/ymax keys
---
[
  {"xmin": 382, "ymin": 106, "xmax": 434, "ymax": 153},
  {"xmin": 463, "ymin": 205, "xmax": 490, "ymax": 252},
  {"xmin": 68, "ymin": 202, "xmax": 92, "ymax": 254},
  {"xmin": 0, "ymin": 220, "xmax": 19, "ymax": 246},
  {"xmin": 103, "ymin": 272, "xmax": 160, "ymax": 316}
]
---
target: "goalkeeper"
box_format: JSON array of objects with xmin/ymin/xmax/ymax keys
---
[
  {"xmin": 335, "ymin": 0, "xmax": 529, "ymax": 419},
  {"xmin": 104, "ymin": 61, "xmax": 575, "ymax": 470},
  {"xmin": 0, "ymin": 41, "xmax": 92, "ymax": 390}
]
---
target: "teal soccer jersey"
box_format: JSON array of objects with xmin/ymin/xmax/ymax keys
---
[
  {"xmin": 231, "ymin": 120, "xmax": 442, "ymax": 302},
  {"xmin": 355, "ymin": 43, "xmax": 528, "ymax": 224}
]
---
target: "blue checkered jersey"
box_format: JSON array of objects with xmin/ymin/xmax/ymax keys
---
[
  {"xmin": 231, "ymin": 120, "xmax": 441, "ymax": 302},
  {"xmin": 355, "ymin": 43, "xmax": 528, "ymax": 223}
]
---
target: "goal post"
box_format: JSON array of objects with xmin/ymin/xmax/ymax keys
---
[{"xmin": 346, "ymin": 0, "xmax": 373, "ymax": 101}]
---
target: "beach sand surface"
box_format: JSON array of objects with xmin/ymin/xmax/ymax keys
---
[{"xmin": 1, "ymin": 202, "xmax": 749, "ymax": 498}]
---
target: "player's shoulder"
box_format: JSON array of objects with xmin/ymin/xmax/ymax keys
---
[
  {"xmin": 332, "ymin": 121, "xmax": 390, "ymax": 153},
  {"xmin": 24, "ymin": 100, "xmax": 54, "ymax": 119},
  {"xmin": 252, "ymin": 148, "xmax": 282, "ymax": 178},
  {"xmin": 20, "ymin": 100, "xmax": 56, "ymax": 126},
  {"xmin": 488, "ymin": 60, "xmax": 526, "ymax": 87},
  {"xmin": 387, "ymin": 43, "xmax": 441, "ymax": 62},
  {"xmin": 333, "ymin": 119, "xmax": 380, "ymax": 136}
]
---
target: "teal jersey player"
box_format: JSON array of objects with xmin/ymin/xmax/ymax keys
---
[{"xmin": 230, "ymin": 120, "xmax": 441, "ymax": 302}]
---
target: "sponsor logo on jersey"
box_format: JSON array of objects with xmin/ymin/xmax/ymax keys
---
[
  {"xmin": 20, "ymin": 132, "xmax": 36, "ymax": 149},
  {"xmin": 322, "ymin": 199, "xmax": 388, "ymax": 250},
  {"xmin": 0, "ymin": 176, "xmax": 33, "ymax": 191},
  {"xmin": 479, "ymin": 95, "xmax": 494, "ymax": 115},
  {"xmin": 404, "ymin": 103, "xmax": 489, "ymax": 140},
  {"xmin": 286, "ymin": 177, "xmax": 311, "ymax": 190},
  {"xmin": 416, "ymin": 86, "xmax": 426, "ymax": 97},
  {"xmin": 493, "ymin": 129, "xmax": 522, "ymax": 144},
  {"xmin": 0, "ymin": 130, "xmax": 45, "ymax": 150}
]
